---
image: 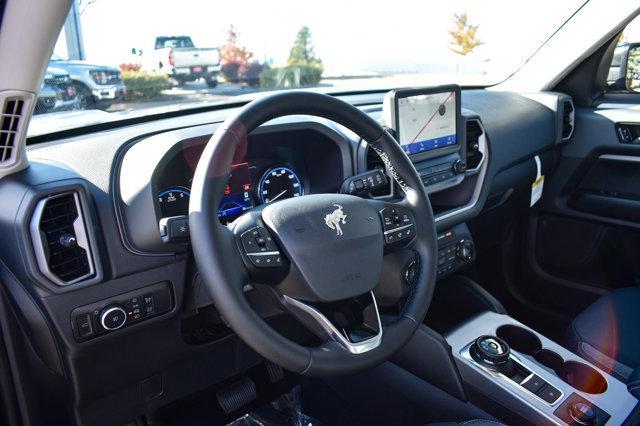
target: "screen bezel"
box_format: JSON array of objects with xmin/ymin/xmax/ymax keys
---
[{"xmin": 390, "ymin": 84, "xmax": 462, "ymax": 163}]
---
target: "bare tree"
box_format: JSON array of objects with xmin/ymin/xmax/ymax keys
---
[{"xmin": 78, "ymin": 0, "xmax": 98, "ymax": 15}]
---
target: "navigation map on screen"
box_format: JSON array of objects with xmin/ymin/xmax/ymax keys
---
[{"xmin": 397, "ymin": 91, "xmax": 456, "ymax": 156}]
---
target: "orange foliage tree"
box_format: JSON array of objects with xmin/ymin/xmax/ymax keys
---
[{"xmin": 449, "ymin": 13, "xmax": 483, "ymax": 56}]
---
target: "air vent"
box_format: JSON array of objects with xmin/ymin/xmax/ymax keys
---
[
  {"xmin": 562, "ymin": 99, "xmax": 575, "ymax": 140},
  {"xmin": 0, "ymin": 98, "xmax": 24, "ymax": 166},
  {"xmin": 30, "ymin": 192, "xmax": 95, "ymax": 286},
  {"xmin": 466, "ymin": 119, "xmax": 485, "ymax": 171},
  {"xmin": 366, "ymin": 146, "xmax": 392, "ymax": 197}
]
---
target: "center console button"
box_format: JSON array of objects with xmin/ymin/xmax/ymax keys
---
[
  {"xmin": 537, "ymin": 383, "xmax": 562, "ymax": 404},
  {"xmin": 521, "ymin": 374, "xmax": 547, "ymax": 394}
]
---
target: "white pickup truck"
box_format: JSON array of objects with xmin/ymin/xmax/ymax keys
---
[{"xmin": 143, "ymin": 36, "xmax": 221, "ymax": 87}]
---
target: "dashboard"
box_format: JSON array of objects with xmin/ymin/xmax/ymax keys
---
[{"xmin": 3, "ymin": 88, "xmax": 572, "ymax": 426}]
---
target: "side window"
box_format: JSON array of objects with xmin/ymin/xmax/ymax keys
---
[{"xmin": 608, "ymin": 16, "xmax": 640, "ymax": 92}]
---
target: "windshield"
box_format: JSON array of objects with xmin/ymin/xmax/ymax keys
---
[{"xmin": 29, "ymin": 0, "xmax": 588, "ymax": 136}]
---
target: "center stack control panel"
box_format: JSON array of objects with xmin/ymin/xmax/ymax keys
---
[
  {"xmin": 436, "ymin": 223, "xmax": 475, "ymax": 279},
  {"xmin": 415, "ymin": 152, "xmax": 467, "ymax": 194}
]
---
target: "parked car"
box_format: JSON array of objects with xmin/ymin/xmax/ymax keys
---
[
  {"xmin": 34, "ymin": 66, "xmax": 78, "ymax": 114},
  {"xmin": 49, "ymin": 54, "xmax": 126, "ymax": 110},
  {"xmin": 133, "ymin": 35, "xmax": 221, "ymax": 87}
]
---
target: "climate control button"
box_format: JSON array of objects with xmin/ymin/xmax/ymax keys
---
[{"xmin": 100, "ymin": 305, "xmax": 127, "ymax": 330}]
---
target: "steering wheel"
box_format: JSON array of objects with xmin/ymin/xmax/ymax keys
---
[{"xmin": 189, "ymin": 91, "xmax": 437, "ymax": 377}]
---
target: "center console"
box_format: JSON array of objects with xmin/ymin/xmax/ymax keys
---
[{"xmin": 446, "ymin": 311, "xmax": 637, "ymax": 425}]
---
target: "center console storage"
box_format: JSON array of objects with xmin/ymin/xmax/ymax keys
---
[
  {"xmin": 446, "ymin": 311, "xmax": 637, "ymax": 425},
  {"xmin": 496, "ymin": 325, "xmax": 607, "ymax": 395}
]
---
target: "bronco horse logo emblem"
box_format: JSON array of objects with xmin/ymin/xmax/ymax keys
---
[{"xmin": 324, "ymin": 204, "xmax": 347, "ymax": 236}]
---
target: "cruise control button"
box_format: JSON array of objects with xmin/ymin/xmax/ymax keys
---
[
  {"xmin": 257, "ymin": 229, "xmax": 279, "ymax": 251},
  {"xmin": 241, "ymin": 230, "xmax": 261, "ymax": 254}
]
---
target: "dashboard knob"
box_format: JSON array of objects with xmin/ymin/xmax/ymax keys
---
[
  {"xmin": 568, "ymin": 401, "xmax": 597, "ymax": 425},
  {"xmin": 453, "ymin": 160, "xmax": 467, "ymax": 174},
  {"xmin": 456, "ymin": 239, "xmax": 474, "ymax": 262},
  {"xmin": 100, "ymin": 305, "xmax": 127, "ymax": 330}
]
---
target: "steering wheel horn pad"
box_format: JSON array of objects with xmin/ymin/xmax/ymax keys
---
[
  {"xmin": 263, "ymin": 193, "xmax": 383, "ymax": 302},
  {"xmin": 189, "ymin": 91, "xmax": 438, "ymax": 377}
]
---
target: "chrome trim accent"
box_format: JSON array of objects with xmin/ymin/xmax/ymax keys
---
[
  {"xmin": 383, "ymin": 223, "xmax": 413, "ymax": 235},
  {"xmin": 599, "ymin": 154, "xmax": 640, "ymax": 163},
  {"xmin": 100, "ymin": 306, "xmax": 127, "ymax": 330},
  {"xmin": 461, "ymin": 344, "xmax": 564, "ymax": 406},
  {"xmin": 29, "ymin": 191, "xmax": 95, "ymax": 286},
  {"xmin": 282, "ymin": 292, "xmax": 383, "ymax": 355},
  {"xmin": 435, "ymin": 119, "xmax": 489, "ymax": 223},
  {"xmin": 247, "ymin": 251, "xmax": 280, "ymax": 256},
  {"xmin": 562, "ymin": 99, "xmax": 575, "ymax": 141}
]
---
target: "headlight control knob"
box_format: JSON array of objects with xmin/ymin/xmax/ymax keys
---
[{"xmin": 100, "ymin": 305, "xmax": 127, "ymax": 330}]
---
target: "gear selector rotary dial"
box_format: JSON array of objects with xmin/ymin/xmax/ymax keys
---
[{"xmin": 471, "ymin": 335, "xmax": 511, "ymax": 365}]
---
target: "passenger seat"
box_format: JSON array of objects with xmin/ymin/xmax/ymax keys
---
[{"xmin": 566, "ymin": 287, "xmax": 640, "ymax": 383}]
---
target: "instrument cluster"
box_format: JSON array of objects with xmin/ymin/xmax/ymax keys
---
[{"xmin": 157, "ymin": 161, "xmax": 306, "ymax": 224}]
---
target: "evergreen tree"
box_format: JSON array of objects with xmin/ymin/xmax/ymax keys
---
[{"xmin": 288, "ymin": 26, "xmax": 321, "ymax": 66}]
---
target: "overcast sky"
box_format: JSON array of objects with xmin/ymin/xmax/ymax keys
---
[{"xmin": 53, "ymin": 0, "xmax": 640, "ymax": 80}]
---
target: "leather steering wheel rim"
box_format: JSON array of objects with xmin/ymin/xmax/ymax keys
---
[{"xmin": 189, "ymin": 91, "xmax": 438, "ymax": 377}]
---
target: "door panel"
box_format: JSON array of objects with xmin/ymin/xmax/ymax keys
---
[
  {"xmin": 570, "ymin": 155, "xmax": 640, "ymax": 222},
  {"xmin": 522, "ymin": 105, "xmax": 640, "ymax": 318}
]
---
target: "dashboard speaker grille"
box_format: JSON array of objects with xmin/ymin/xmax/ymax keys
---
[
  {"xmin": 30, "ymin": 192, "xmax": 95, "ymax": 286},
  {"xmin": 0, "ymin": 98, "xmax": 24, "ymax": 165},
  {"xmin": 366, "ymin": 146, "xmax": 392, "ymax": 197},
  {"xmin": 562, "ymin": 100, "xmax": 575, "ymax": 140},
  {"xmin": 466, "ymin": 119, "xmax": 484, "ymax": 171}
]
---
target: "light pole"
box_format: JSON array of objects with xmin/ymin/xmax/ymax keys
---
[{"xmin": 64, "ymin": 0, "xmax": 86, "ymax": 60}]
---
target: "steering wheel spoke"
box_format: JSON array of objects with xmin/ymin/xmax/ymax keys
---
[{"xmin": 280, "ymin": 291, "xmax": 383, "ymax": 355}]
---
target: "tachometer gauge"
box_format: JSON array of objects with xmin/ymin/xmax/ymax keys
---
[
  {"xmin": 158, "ymin": 187, "xmax": 190, "ymax": 217},
  {"xmin": 258, "ymin": 167, "xmax": 303, "ymax": 204}
]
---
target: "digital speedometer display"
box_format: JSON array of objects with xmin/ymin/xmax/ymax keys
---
[
  {"xmin": 258, "ymin": 167, "xmax": 303, "ymax": 204},
  {"xmin": 217, "ymin": 162, "xmax": 254, "ymax": 221},
  {"xmin": 158, "ymin": 187, "xmax": 190, "ymax": 217}
]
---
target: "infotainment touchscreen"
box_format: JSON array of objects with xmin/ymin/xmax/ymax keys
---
[{"xmin": 383, "ymin": 85, "xmax": 461, "ymax": 161}]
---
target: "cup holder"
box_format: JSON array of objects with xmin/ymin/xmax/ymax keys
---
[
  {"xmin": 496, "ymin": 324, "xmax": 541, "ymax": 355},
  {"xmin": 557, "ymin": 361, "xmax": 608, "ymax": 394},
  {"xmin": 495, "ymin": 325, "xmax": 607, "ymax": 394},
  {"xmin": 533, "ymin": 349, "xmax": 564, "ymax": 372}
]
